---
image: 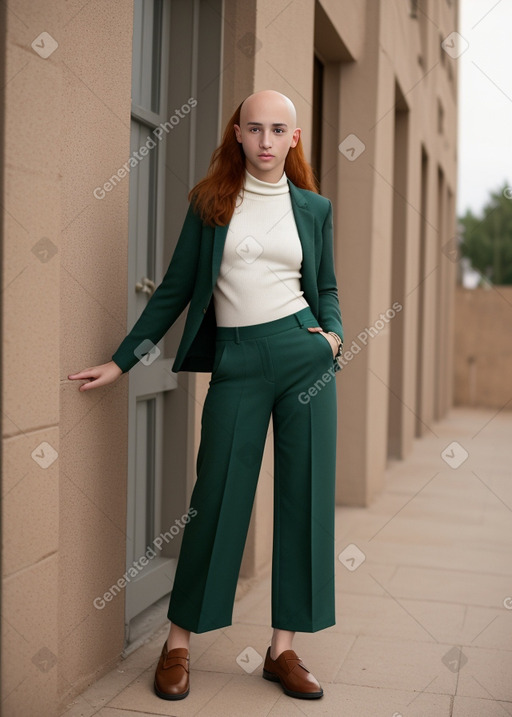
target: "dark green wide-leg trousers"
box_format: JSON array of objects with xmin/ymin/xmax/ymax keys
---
[{"xmin": 167, "ymin": 306, "xmax": 338, "ymax": 633}]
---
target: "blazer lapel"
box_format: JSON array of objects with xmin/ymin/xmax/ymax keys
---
[
  {"xmin": 288, "ymin": 180, "xmax": 317, "ymax": 298},
  {"xmin": 211, "ymin": 223, "xmax": 229, "ymax": 287}
]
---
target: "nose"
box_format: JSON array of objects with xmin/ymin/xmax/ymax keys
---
[{"xmin": 259, "ymin": 130, "xmax": 272, "ymax": 149}]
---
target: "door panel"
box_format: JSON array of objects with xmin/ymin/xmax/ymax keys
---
[
  {"xmin": 125, "ymin": 0, "xmax": 223, "ymax": 634},
  {"xmin": 125, "ymin": 0, "xmax": 175, "ymax": 626}
]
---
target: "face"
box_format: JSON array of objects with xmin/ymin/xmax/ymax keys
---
[{"xmin": 234, "ymin": 91, "xmax": 301, "ymax": 183}]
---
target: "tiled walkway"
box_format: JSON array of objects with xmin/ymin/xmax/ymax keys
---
[{"xmin": 62, "ymin": 408, "xmax": 512, "ymax": 716}]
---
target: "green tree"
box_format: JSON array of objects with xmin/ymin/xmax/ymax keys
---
[{"xmin": 459, "ymin": 181, "xmax": 512, "ymax": 285}]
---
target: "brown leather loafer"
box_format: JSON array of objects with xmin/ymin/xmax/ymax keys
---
[
  {"xmin": 262, "ymin": 647, "xmax": 323, "ymax": 699},
  {"xmin": 154, "ymin": 642, "xmax": 190, "ymax": 700}
]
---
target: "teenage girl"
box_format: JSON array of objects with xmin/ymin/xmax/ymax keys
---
[{"xmin": 69, "ymin": 89, "xmax": 343, "ymax": 701}]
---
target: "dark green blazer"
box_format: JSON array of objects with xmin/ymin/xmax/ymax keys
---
[{"xmin": 111, "ymin": 179, "xmax": 343, "ymax": 374}]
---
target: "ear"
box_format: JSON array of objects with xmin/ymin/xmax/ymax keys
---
[
  {"xmin": 290, "ymin": 127, "xmax": 301, "ymax": 149},
  {"xmin": 233, "ymin": 124, "xmax": 243, "ymax": 144}
]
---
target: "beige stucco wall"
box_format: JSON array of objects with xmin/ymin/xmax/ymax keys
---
[
  {"xmin": 1, "ymin": 0, "xmax": 458, "ymax": 712},
  {"xmin": 2, "ymin": 3, "xmax": 62, "ymax": 714},
  {"xmin": 58, "ymin": 1, "xmax": 133, "ymax": 703},
  {"xmin": 454, "ymin": 287, "xmax": 512, "ymax": 409},
  {"xmin": 1, "ymin": 1, "xmax": 134, "ymax": 714}
]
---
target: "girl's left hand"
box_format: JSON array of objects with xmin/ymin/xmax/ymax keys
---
[{"xmin": 307, "ymin": 326, "xmax": 338, "ymax": 359}]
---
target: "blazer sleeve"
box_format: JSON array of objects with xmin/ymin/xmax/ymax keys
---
[
  {"xmin": 111, "ymin": 202, "xmax": 203, "ymax": 373},
  {"xmin": 317, "ymin": 200, "xmax": 344, "ymax": 342}
]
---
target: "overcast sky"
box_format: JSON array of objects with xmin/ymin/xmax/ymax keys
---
[{"xmin": 457, "ymin": 0, "xmax": 512, "ymax": 216}]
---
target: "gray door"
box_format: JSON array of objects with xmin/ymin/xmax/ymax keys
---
[
  {"xmin": 125, "ymin": 0, "xmax": 223, "ymax": 630},
  {"xmin": 125, "ymin": 0, "xmax": 176, "ymax": 625}
]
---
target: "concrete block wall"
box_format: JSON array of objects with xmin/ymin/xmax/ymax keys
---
[{"xmin": 454, "ymin": 287, "xmax": 512, "ymax": 409}]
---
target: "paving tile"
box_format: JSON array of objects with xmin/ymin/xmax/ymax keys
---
[
  {"xmin": 474, "ymin": 472, "xmax": 512, "ymax": 503},
  {"xmin": 354, "ymin": 539, "xmax": 512, "ymax": 576},
  {"xmin": 267, "ymin": 682, "xmax": 453, "ymax": 716},
  {"xmin": 395, "ymin": 600, "xmax": 475, "ymax": 646},
  {"xmin": 100, "ymin": 674, "xmax": 281, "ymax": 717},
  {"xmin": 97, "ymin": 709, "xmax": 168, "ymax": 717},
  {"xmin": 459, "ymin": 606, "xmax": 512, "ymax": 650},
  {"xmin": 66, "ymin": 665, "xmax": 149, "ymax": 713},
  {"xmin": 232, "ymin": 591, "xmax": 271, "ymax": 626},
  {"xmin": 367, "ymin": 480, "xmax": 490, "ymax": 525},
  {"xmin": 334, "ymin": 635, "xmax": 458, "ymax": 695},
  {"xmin": 385, "ymin": 565, "xmax": 512, "ymax": 608},
  {"xmin": 335, "ymin": 560, "xmax": 398, "ymax": 597},
  {"xmin": 231, "ymin": 574, "xmax": 276, "ymax": 627},
  {"xmin": 456, "ymin": 645, "xmax": 512, "ymax": 702},
  {"xmin": 332, "ymin": 592, "xmax": 465, "ymax": 645},
  {"xmin": 106, "ymin": 666, "xmax": 232, "ymax": 715},
  {"xmin": 189, "ymin": 623, "xmax": 271, "ymax": 675},
  {"xmin": 452, "ymin": 695, "xmax": 512, "ymax": 716},
  {"xmin": 192, "ymin": 673, "xmax": 279, "ymax": 716},
  {"xmin": 60, "ymin": 693, "xmax": 99, "ymax": 717},
  {"xmin": 336, "ymin": 513, "xmax": 400, "ymax": 543},
  {"xmin": 188, "ymin": 628, "xmax": 226, "ymax": 666},
  {"xmin": 360, "ymin": 511, "xmax": 512, "ymax": 552}
]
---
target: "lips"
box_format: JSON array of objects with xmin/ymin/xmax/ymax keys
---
[{"xmin": 258, "ymin": 154, "xmax": 274, "ymax": 158}]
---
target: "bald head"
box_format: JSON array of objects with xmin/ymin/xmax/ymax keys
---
[{"xmin": 240, "ymin": 90, "xmax": 297, "ymax": 127}]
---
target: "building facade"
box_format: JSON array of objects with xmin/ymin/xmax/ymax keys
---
[{"xmin": 1, "ymin": 0, "xmax": 458, "ymax": 713}]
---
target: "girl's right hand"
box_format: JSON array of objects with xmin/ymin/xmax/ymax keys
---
[{"xmin": 68, "ymin": 360, "xmax": 123, "ymax": 392}]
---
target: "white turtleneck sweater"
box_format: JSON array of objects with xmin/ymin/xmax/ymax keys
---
[{"xmin": 212, "ymin": 170, "xmax": 308, "ymax": 326}]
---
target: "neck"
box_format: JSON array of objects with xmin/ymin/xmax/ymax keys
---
[{"xmin": 244, "ymin": 160, "xmax": 286, "ymax": 184}]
